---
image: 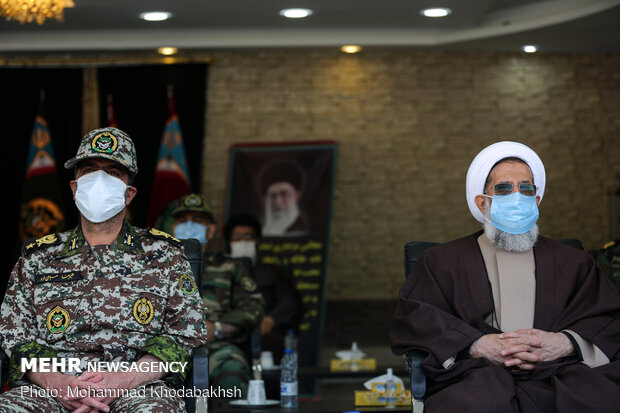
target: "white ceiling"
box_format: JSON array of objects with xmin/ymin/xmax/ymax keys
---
[{"xmin": 1, "ymin": 0, "xmax": 619, "ymax": 53}]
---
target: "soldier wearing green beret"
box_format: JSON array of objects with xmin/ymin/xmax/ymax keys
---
[
  {"xmin": 166, "ymin": 194, "xmax": 264, "ymax": 398},
  {"xmin": 0, "ymin": 127, "xmax": 208, "ymax": 413}
]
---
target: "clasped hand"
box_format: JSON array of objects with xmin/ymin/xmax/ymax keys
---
[{"xmin": 469, "ymin": 329, "xmax": 574, "ymax": 371}]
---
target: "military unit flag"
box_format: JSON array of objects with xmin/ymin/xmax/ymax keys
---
[
  {"xmin": 146, "ymin": 88, "xmax": 192, "ymax": 226},
  {"xmin": 19, "ymin": 105, "xmax": 65, "ymax": 241}
]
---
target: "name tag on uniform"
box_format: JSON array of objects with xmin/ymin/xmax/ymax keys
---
[{"xmin": 35, "ymin": 271, "xmax": 84, "ymax": 284}]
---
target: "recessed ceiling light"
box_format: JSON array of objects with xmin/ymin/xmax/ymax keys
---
[
  {"xmin": 522, "ymin": 45, "xmax": 538, "ymax": 53},
  {"xmin": 158, "ymin": 47, "xmax": 178, "ymax": 56},
  {"xmin": 341, "ymin": 45, "xmax": 362, "ymax": 54},
  {"xmin": 420, "ymin": 8, "xmax": 451, "ymax": 18},
  {"xmin": 140, "ymin": 11, "xmax": 172, "ymax": 22},
  {"xmin": 280, "ymin": 8, "xmax": 313, "ymax": 19}
]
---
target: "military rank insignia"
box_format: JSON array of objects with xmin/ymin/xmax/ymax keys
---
[
  {"xmin": 179, "ymin": 274, "xmax": 197, "ymax": 296},
  {"xmin": 147, "ymin": 228, "xmax": 182, "ymax": 248},
  {"xmin": 91, "ymin": 131, "xmax": 118, "ymax": 153},
  {"xmin": 240, "ymin": 276, "xmax": 257, "ymax": 293},
  {"xmin": 133, "ymin": 297, "xmax": 154, "ymax": 325},
  {"xmin": 46, "ymin": 306, "xmax": 70, "ymax": 334},
  {"xmin": 23, "ymin": 233, "xmax": 60, "ymax": 255}
]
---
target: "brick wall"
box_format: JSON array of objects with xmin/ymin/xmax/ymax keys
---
[{"xmin": 202, "ymin": 50, "xmax": 620, "ymax": 301}]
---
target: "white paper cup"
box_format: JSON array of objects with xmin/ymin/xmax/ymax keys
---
[
  {"xmin": 260, "ymin": 351, "xmax": 275, "ymax": 369},
  {"xmin": 247, "ymin": 379, "xmax": 266, "ymax": 405}
]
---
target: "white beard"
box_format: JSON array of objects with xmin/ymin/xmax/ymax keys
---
[
  {"xmin": 483, "ymin": 201, "xmax": 538, "ymax": 252},
  {"xmin": 262, "ymin": 199, "xmax": 300, "ymax": 236}
]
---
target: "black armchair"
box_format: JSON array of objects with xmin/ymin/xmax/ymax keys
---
[
  {"xmin": 401, "ymin": 238, "xmax": 584, "ymax": 411},
  {"xmin": 402, "ymin": 242, "xmax": 439, "ymax": 408},
  {"xmin": 181, "ymin": 237, "xmax": 210, "ymax": 413}
]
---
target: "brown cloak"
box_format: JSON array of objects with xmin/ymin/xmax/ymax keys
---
[{"xmin": 390, "ymin": 232, "xmax": 620, "ymax": 412}]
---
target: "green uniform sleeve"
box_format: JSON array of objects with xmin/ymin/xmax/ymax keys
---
[
  {"xmin": 141, "ymin": 336, "xmax": 190, "ymax": 386},
  {"xmin": 219, "ymin": 261, "xmax": 264, "ymax": 335},
  {"xmin": 8, "ymin": 342, "xmax": 58, "ymax": 386}
]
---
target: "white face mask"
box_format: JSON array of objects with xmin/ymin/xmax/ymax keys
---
[
  {"xmin": 75, "ymin": 170, "xmax": 128, "ymax": 223},
  {"xmin": 230, "ymin": 241, "xmax": 257, "ymax": 264}
]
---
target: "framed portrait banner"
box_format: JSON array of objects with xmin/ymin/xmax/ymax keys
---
[{"xmin": 224, "ymin": 141, "xmax": 338, "ymax": 391}]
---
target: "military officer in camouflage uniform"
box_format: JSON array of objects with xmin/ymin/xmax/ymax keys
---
[
  {"xmin": 593, "ymin": 240, "xmax": 620, "ymax": 292},
  {"xmin": 166, "ymin": 194, "xmax": 264, "ymax": 397},
  {"xmin": 0, "ymin": 128, "xmax": 208, "ymax": 413}
]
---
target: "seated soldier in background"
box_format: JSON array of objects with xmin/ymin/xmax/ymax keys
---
[
  {"xmin": 590, "ymin": 240, "xmax": 620, "ymax": 293},
  {"xmin": 162, "ymin": 194, "xmax": 264, "ymax": 396},
  {"xmin": 0, "ymin": 127, "xmax": 208, "ymax": 413},
  {"xmin": 224, "ymin": 213, "xmax": 302, "ymax": 362}
]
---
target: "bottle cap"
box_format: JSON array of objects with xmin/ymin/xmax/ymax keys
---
[{"xmin": 387, "ymin": 368, "xmax": 393, "ymax": 378}]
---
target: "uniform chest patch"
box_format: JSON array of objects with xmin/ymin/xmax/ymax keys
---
[
  {"xmin": 179, "ymin": 274, "xmax": 197, "ymax": 296},
  {"xmin": 240, "ymin": 276, "xmax": 257, "ymax": 292},
  {"xmin": 46, "ymin": 306, "xmax": 70, "ymax": 334},
  {"xmin": 35, "ymin": 271, "xmax": 83, "ymax": 284},
  {"xmin": 133, "ymin": 297, "xmax": 154, "ymax": 325}
]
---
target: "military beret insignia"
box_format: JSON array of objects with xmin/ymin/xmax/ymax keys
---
[
  {"xmin": 184, "ymin": 194, "xmax": 203, "ymax": 208},
  {"xmin": 240, "ymin": 276, "xmax": 257, "ymax": 293},
  {"xmin": 133, "ymin": 297, "xmax": 154, "ymax": 325},
  {"xmin": 35, "ymin": 271, "xmax": 84, "ymax": 284},
  {"xmin": 46, "ymin": 306, "xmax": 70, "ymax": 334},
  {"xmin": 147, "ymin": 227, "xmax": 182, "ymax": 248},
  {"xmin": 23, "ymin": 233, "xmax": 60, "ymax": 255},
  {"xmin": 91, "ymin": 131, "xmax": 118, "ymax": 154},
  {"xmin": 179, "ymin": 274, "xmax": 197, "ymax": 296}
]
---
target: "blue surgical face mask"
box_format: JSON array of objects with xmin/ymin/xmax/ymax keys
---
[
  {"xmin": 174, "ymin": 221, "xmax": 207, "ymax": 245},
  {"xmin": 485, "ymin": 192, "xmax": 539, "ymax": 234}
]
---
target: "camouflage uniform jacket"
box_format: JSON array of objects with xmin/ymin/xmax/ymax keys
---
[
  {"xmin": 0, "ymin": 222, "xmax": 208, "ymax": 387},
  {"xmin": 202, "ymin": 252, "xmax": 263, "ymax": 350},
  {"xmin": 595, "ymin": 240, "xmax": 620, "ymax": 292}
]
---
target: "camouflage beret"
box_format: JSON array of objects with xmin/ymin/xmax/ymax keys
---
[
  {"xmin": 64, "ymin": 127, "xmax": 138, "ymax": 175},
  {"xmin": 171, "ymin": 193, "xmax": 215, "ymax": 221}
]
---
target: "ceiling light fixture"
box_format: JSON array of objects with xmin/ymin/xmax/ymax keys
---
[
  {"xmin": 0, "ymin": 0, "xmax": 74, "ymax": 24},
  {"xmin": 158, "ymin": 47, "xmax": 178, "ymax": 56},
  {"xmin": 522, "ymin": 45, "xmax": 538, "ymax": 53},
  {"xmin": 279, "ymin": 8, "xmax": 313, "ymax": 19},
  {"xmin": 140, "ymin": 11, "xmax": 172, "ymax": 22},
  {"xmin": 420, "ymin": 8, "xmax": 451, "ymax": 18},
  {"xmin": 341, "ymin": 45, "xmax": 362, "ymax": 54}
]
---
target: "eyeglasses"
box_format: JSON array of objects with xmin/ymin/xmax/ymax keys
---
[
  {"xmin": 230, "ymin": 234, "xmax": 257, "ymax": 241},
  {"xmin": 487, "ymin": 183, "xmax": 537, "ymax": 196}
]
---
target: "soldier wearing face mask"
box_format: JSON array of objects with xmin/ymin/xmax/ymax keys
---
[
  {"xmin": 0, "ymin": 128, "xmax": 208, "ymax": 413},
  {"xmin": 166, "ymin": 194, "xmax": 264, "ymax": 397},
  {"xmin": 224, "ymin": 213, "xmax": 302, "ymax": 362}
]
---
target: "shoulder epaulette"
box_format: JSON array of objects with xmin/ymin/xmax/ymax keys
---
[
  {"xmin": 22, "ymin": 233, "xmax": 61, "ymax": 256},
  {"xmin": 146, "ymin": 227, "xmax": 182, "ymax": 248},
  {"xmin": 602, "ymin": 240, "xmax": 616, "ymax": 250}
]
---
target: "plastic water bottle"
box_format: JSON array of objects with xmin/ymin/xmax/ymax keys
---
[
  {"xmin": 350, "ymin": 341, "xmax": 361, "ymax": 372},
  {"xmin": 385, "ymin": 368, "xmax": 397, "ymax": 408},
  {"xmin": 280, "ymin": 348, "xmax": 298, "ymax": 408},
  {"xmin": 284, "ymin": 329, "xmax": 297, "ymax": 354}
]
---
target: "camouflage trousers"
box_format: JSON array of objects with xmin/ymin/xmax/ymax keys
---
[
  {"xmin": 0, "ymin": 380, "xmax": 184, "ymax": 413},
  {"xmin": 209, "ymin": 343, "xmax": 249, "ymax": 398}
]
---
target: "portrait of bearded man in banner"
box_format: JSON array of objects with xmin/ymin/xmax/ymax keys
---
[{"xmin": 257, "ymin": 158, "xmax": 309, "ymax": 237}]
